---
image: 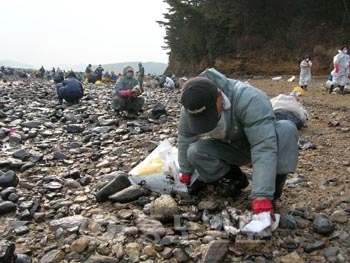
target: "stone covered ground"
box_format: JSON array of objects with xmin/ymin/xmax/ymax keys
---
[{"xmin": 0, "ymin": 74, "xmax": 349, "ymax": 263}]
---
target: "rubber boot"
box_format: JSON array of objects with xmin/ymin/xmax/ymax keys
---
[
  {"xmin": 328, "ymin": 85, "xmax": 334, "ymax": 94},
  {"xmin": 339, "ymin": 86, "xmax": 345, "ymax": 95},
  {"xmin": 217, "ymin": 166, "xmax": 249, "ymax": 197},
  {"xmin": 273, "ymin": 174, "xmax": 287, "ymax": 201}
]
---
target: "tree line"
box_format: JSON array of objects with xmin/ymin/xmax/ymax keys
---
[{"xmin": 158, "ymin": 0, "xmax": 350, "ymax": 75}]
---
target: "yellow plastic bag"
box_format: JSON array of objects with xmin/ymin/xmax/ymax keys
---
[{"xmin": 291, "ymin": 86, "xmax": 305, "ymax": 96}]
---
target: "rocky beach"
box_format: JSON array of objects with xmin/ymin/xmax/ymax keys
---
[{"xmin": 0, "ymin": 75, "xmax": 349, "ymax": 263}]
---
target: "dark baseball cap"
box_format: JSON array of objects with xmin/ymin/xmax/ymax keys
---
[{"xmin": 181, "ymin": 77, "xmax": 219, "ymax": 134}]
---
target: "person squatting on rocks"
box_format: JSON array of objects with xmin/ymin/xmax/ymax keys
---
[
  {"xmin": 112, "ymin": 65, "xmax": 144, "ymax": 119},
  {"xmin": 329, "ymin": 45, "xmax": 350, "ymax": 95},
  {"xmin": 299, "ymin": 55, "xmax": 312, "ymax": 91},
  {"xmin": 164, "ymin": 75, "xmax": 175, "ymax": 89},
  {"xmin": 56, "ymin": 71, "xmax": 84, "ymax": 105},
  {"xmin": 177, "ymin": 68, "xmax": 299, "ymax": 219},
  {"xmin": 84, "ymin": 64, "xmax": 93, "ymax": 80},
  {"xmin": 138, "ymin": 62, "xmax": 145, "ymax": 88}
]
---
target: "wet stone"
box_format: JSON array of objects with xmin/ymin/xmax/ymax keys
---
[
  {"xmin": 0, "ymin": 170, "xmax": 19, "ymax": 188},
  {"xmin": 108, "ymin": 184, "xmax": 145, "ymax": 203},
  {"xmin": 0, "ymin": 187, "xmax": 16, "ymax": 201},
  {"xmin": 95, "ymin": 173, "xmax": 131, "ymax": 202},
  {"xmin": 12, "ymin": 149, "xmax": 31, "ymax": 161},
  {"xmin": 280, "ymin": 213, "xmax": 297, "ymax": 229},
  {"xmin": 0, "ymin": 240, "xmax": 16, "ymax": 263},
  {"xmin": 14, "ymin": 225, "xmax": 30, "ymax": 236},
  {"xmin": 0, "ymin": 201, "xmax": 17, "ymax": 215},
  {"xmin": 313, "ymin": 213, "xmax": 335, "ymax": 235},
  {"xmin": 66, "ymin": 124, "xmax": 84, "ymax": 133},
  {"xmin": 305, "ymin": 240, "xmax": 326, "ymax": 253},
  {"xmin": 21, "ymin": 120, "xmax": 42, "ymax": 128}
]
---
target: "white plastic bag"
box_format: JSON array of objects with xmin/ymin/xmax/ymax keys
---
[
  {"xmin": 129, "ymin": 139, "xmax": 188, "ymax": 194},
  {"xmin": 270, "ymin": 94, "xmax": 308, "ymax": 126}
]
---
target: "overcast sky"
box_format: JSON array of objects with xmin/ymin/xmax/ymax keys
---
[{"xmin": 0, "ymin": 0, "xmax": 169, "ymax": 69}]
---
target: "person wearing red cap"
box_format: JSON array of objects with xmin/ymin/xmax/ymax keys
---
[
  {"xmin": 329, "ymin": 45, "xmax": 350, "ymax": 95},
  {"xmin": 178, "ymin": 68, "xmax": 298, "ymax": 219}
]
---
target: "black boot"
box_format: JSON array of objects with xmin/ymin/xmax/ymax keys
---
[
  {"xmin": 339, "ymin": 86, "xmax": 345, "ymax": 95},
  {"xmin": 304, "ymin": 85, "xmax": 307, "ymax": 91},
  {"xmin": 273, "ymin": 174, "xmax": 287, "ymax": 201},
  {"xmin": 329, "ymin": 85, "xmax": 334, "ymax": 94},
  {"xmin": 217, "ymin": 166, "xmax": 250, "ymax": 197}
]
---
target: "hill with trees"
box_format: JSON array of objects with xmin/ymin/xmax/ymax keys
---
[{"xmin": 159, "ymin": 0, "xmax": 350, "ymax": 76}]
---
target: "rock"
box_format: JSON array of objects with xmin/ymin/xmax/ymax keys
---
[
  {"xmin": 278, "ymin": 251, "xmax": 305, "ymax": 263},
  {"xmin": 0, "ymin": 240, "xmax": 16, "ymax": 263},
  {"xmin": 86, "ymin": 255, "xmax": 120, "ymax": 263},
  {"xmin": 108, "ymin": 184, "xmax": 145, "ymax": 203},
  {"xmin": 71, "ymin": 236, "xmax": 90, "ymax": 253},
  {"xmin": 173, "ymin": 248, "xmax": 190, "ymax": 263},
  {"xmin": 0, "ymin": 201, "xmax": 17, "ymax": 215},
  {"xmin": 0, "ymin": 170, "xmax": 19, "ymax": 188},
  {"xmin": 305, "ymin": 240, "xmax": 326, "ymax": 253},
  {"xmin": 202, "ymin": 240, "xmax": 229, "ymax": 263},
  {"xmin": 49, "ymin": 215, "xmax": 88, "ymax": 230},
  {"xmin": 95, "ymin": 173, "xmax": 131, "ymax": 202},
  {"xmin": 149, "ymin": 194, "xmax": 179, "ymax": 223},
  {"xmin": 313, "ymin": 213, "xmax": 335, "ymax": 235},
  {"xmin": 40, "ymin": 249, "xmax": 65, "ymax": 263},
  {"xmin": 329, "ymin": 209, "xmax": 348, "ymax": 223}
]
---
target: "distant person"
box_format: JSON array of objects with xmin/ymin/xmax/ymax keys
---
[
  {"xmin": 95, "ymin": 64, "xmax": 104, "ymax": 81},
  {"xmin": 164, "ymin": 75, "xmax": 175, "ymax": 89},
  {"xmin": 299, "ymin": 55, "xmax": 312, "ymax": 91},
  {"xmin": 329, "ymin": 45, "xmax": 350, "ymax": 95},
  {"xmin": 39, "ymin": 66, "xmax": 45, "ymax": 78},
  {"xmin": 138, "ymin": 62, "xmax": 145, "ymax": 87},
  {"xmin": 84, "ymin": 64, "xmax": 93, "ymax": 80},
  {"xmin": 110, "ymin": 71, "xmax": 118, "ymax": 83},
  {"xmin": 112, "ymin": 65, "xmax": 144, "ymax": 118},
  {"xmin": 102, "ymin": 71, "xmax": 111, "ymax": 82},
  {"xmin": 56, "ymin": 71, "xmax": 84, "ymax": 105},
  {"xmin": 54, "ymin": 69, "xmax": 65, "ymax": 84}
]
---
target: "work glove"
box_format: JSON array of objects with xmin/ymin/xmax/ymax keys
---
[
  {"xmin": 334, "ymin": 64, "xmax": 339, "ymax": 73},
  {"xmin": 179, "ymin": 173, "xmax": 191, "ymax": 185},
  {"xmin": 252, "ymin": 198, "xmax": 275, "ymax": 221},
  {"xmin": 132, "ymin": 85, "xmax": 143, "ymax": 97},
  {"xmin": 119, "ymin": 89, "xmax": 133, "ymax": 97}
]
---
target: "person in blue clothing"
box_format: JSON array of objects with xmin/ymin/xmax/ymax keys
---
[
  {"xmin": 95, "ymin": 64, "xmax": 104, "ymax": 81},
  {"xmin": 112, "ymin": 65, "xmax": 144, "ymax": 118},
  {"xmin": 56, "ymin": 71, "xmax": 84, "ymax": 105},
  {"xmin": 178, "ymin": 68, "xmax": 298, "ymax": 219},
  {"xmin": 110, "ymin": 71, "xmax": 118, "ymax": 83}
]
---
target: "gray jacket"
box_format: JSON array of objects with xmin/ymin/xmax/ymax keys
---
[{"xmin": 178, "ymin": 68, "xmax": 298, "ymax": 197}]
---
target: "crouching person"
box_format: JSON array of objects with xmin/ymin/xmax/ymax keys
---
[
  {"xmin": 56, "ymin": 72, "xmax": 84, "ymax": 104},
  {"xmin": 178, "ymin": 68, "xmax": 299, "ymax": 219},
  {"xmin": 112, "ymin": 65, "xmax": 145, "ymax": 119}
]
